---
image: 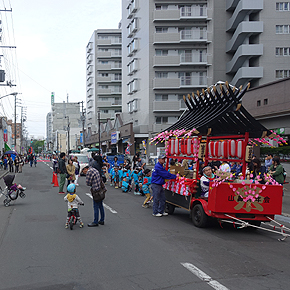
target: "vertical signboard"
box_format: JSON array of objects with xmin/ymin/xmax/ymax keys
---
[{"xmin": 51, "ymin": 92, "xmax": 55, "ymax": 105}]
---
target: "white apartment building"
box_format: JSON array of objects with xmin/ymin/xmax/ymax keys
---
[
  {"xmin": 121, "ymin": 0, "xmax": 290, "ymax": 156},
  {"xmin": 86, "ymin": 29, "xmax": 122, "ymax": 133}
]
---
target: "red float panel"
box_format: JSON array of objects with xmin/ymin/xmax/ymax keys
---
[{"xmin": 208, "ymin": 182, "xmax": 283, "ymax": 216}]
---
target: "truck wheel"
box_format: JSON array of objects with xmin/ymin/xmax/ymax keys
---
[
  {"xmin": 192, "ymin": 204, "xmax": 208, "ymax": 228},
  {"xmin": 166, "ymin": 203, "xmax": 175, "ymax": 215}
]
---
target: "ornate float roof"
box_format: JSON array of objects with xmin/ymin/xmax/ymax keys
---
[{"xmin": 165, "ymin": 82, "xmax": 270, "ymax": 138}]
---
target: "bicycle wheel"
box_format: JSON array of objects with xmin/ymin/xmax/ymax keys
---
[{"xmin": 69, "ymin": 216, "xmax": 74, "ymax": 230}]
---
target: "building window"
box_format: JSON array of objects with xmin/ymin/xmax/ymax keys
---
[
  {"xmin": 155, "ymin": 49, "xmax": 168, "ymax": 56},
  {"xmin": 257, "ymin": 100, "xmax": 261, "ymax": 107},
  {"xmin": 155, "ymin": 72, "xmax": 168, "ymax": 78},
  {"xmin": 276, "ymin": 69, "xmax": 290, "ymax": 78},
  {"xmin": 156, "ymin": 117, "xmax": 168, "ymax": 124},
  {"xmin": 276, "ymin": 2, "xmax": 290, "ymax": 11},
  {"xmin": 155, "ymin": 5, "xmax": 168, "ymax": 10},
  {"xmin": 276, "ymin": 25, "xmax": 290, "ymax": 34},
  {"xmin": 155, "ymin": 94, "xmax": 168, "ymax": 101},
  {"xmin": 156, "ymin": 27, "xmax": 168, "ymax": 33},
  {"xmin": 264, "ymin": 99, "xmax": 268, "ymax": 105}
]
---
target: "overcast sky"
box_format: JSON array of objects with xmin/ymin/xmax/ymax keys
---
[{"xmin": 0, "ymin": 0, "xmax": 121, "ymax": 138}]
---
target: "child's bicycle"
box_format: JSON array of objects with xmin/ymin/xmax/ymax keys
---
[{"xmin": 68, "ymin": 204, "xmax": 84, "ymax": 230}]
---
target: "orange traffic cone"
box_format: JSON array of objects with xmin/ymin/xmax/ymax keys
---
[
  {"xmin": 53, "ymin": 173, "xmax": 59, "ymax": 187},
  {"xmin": 51, "ymin": 173, "xmax": 55, "ymax": 184}
]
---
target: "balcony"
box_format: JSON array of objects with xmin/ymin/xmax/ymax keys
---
[
  {"xmin": 97, "ymin": 51, "xmax": 122, "ymax": 58},
  {"xmin": 86, "ymin": 42, "xmax": 93, "ymax": 53},
  {"xmin": 226, "ymin": 21, "xmax": 263, "ymax": 52},
  {"xmin": 153, "ymin": 78, "xmax": 180, "ymax": 89},
  {"xmin": 154, "ymin": 7, "xmax": 208, "ymax": 21},
  {"xmin": 97, "ymin": 88, "xmax": 111, "ymax": 95},
  {"xmin": 153, "ymin": 100, "xmax": 187, "ymax": 112},
  {"xmin": 97, "ymin": 64, "xmax": 111, "ymax": 71},
  {"xmin": 226, "ymin": 44, "xmax": 263, "ymax": 73},
  {"xmin": 180, "ymin": 76, "xmax": 207, "ymax": 87},
  {"xmin": 226, "ymin": 0, "xmax": 263, "ymax": 32},
  {"xmin": 154, "ymin": 30, "xmax": 207, "ymax": 44},
  {"xmin": 154, "ymin": 54, "xmax": 208, "ymax": 67},
  {"xmin": 97, "ymin": 76, "xmax": 112, "ymax": 83},
  {"xmin": 97, "ymin": 101, "xmax": 113, "ymax": 107},
  {"xmin": 97, "ymin": 38, "xmax": 122, "ymax": 46},
  {"xmin": 231, "ymin": 66, "xmax": 263, "ymax": 87},
  {"xmin": 87, "ymin": 54, "xmax": 93, "ymax": 64}
]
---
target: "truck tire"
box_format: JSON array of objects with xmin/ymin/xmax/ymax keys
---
[
  {"xmin": 191, "ymin": 204, "xmax": 209, "ymax": 228},
  {"xmin": 165, "ymin": 203, "xmax": 175, "ymax": 215}
]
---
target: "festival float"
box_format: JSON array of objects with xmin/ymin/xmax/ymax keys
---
[{"xmin": 150, "ymin": 81, "xmax": 289, "ymax": 240}]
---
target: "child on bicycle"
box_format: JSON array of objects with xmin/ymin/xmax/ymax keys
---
[{"xmin": 64, "ymin": 183, "xmax": 84, "ymax": 228}]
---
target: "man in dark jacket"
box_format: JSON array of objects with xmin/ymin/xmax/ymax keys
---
[
  {"xmin": 58, "ymin": 152, "xmax": 67, "ymax": 194},
  {"xmin": 151, "ymin": 154, "xmax": 176, "ymax": 217}
]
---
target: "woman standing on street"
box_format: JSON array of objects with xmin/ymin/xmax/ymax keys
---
[{"xmin": 66, "ymin": 158, "xmax": 76, "ymax": 185}]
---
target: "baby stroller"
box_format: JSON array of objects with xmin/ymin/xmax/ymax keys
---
[{"xmin": 2, "ymin": 174, "xmax": 26, "ymax": 207}]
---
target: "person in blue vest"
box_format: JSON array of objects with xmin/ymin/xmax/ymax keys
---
[{"xmin": 151, "ymin": 154, "xmax": 176, "ymax": 217}]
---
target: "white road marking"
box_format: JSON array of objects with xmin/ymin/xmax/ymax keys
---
[
  {"xmin": 85, "ymin": 193, "xmax": 117, "ymax": 214},
  {"xmin": 181, "ymin": 263, "xmax": 229, "ymax": 290},
  {"xmin": 49, "ymin": 167, "xmax": 53, "ymax": 170}
]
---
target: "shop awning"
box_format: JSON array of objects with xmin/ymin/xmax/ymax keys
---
[{"xmin": 164, "ymin": 82, "xmax": 270, "ymax": 138}]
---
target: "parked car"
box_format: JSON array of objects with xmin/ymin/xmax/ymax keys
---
[{"xmin": 69, "ymin": 153, "xmax": 89, "ymax": 176}]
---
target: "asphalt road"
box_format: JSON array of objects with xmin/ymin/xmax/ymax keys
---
[{"xmin": 0, "ymin": 160, "xmax": 290, "ymax": 290}]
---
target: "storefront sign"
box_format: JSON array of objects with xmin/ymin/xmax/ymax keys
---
[{"xmin": 111, "ymin": 132, "xmax": 119, "ymax": 144}]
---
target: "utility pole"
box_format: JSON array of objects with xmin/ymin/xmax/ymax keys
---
[
  {"xmin": 78, "ymin": 101, "xmax": 85, "ymax": 149},
  {"xmin": 65, "ymin": 116, "xmax": 70, "ymax": 154}
]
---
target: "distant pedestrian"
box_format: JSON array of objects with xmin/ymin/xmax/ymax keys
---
[
  {"xmin": 19, "ymin": 155, "xmax": 24, "ymax": 173},
  {"xmin": 14, "ymin": 156, "xmax": 20, "ymax": 173},
  {"xmin": 8, "ymin": 157, "xmax": 14, "ymax": 172},
  {"xmin": 58, "ymin": 152, "xmax": 67, "ymax": 194},
  {"xmin": 151, "ymin": 155, "xmax": 176, "ymax": 217},
  {"xmin": 66, "ymin": 158, "xmax": 76, "ymax": 185},
  {"xmin": 29, "ymin": 154, "xmax": 34, "ymax": 167},
  {"xmin": 73, "ymin": 156, "xmax": 80, "ymax": 186}
]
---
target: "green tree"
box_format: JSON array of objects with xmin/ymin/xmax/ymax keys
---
[{"xmin": 30, "ymin": 140, "xmax": 45, "ymax": 154}]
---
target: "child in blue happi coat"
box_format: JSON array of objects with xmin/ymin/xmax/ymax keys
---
[
  {"xmin": 113, "ymin": 167, "xmax": 120, "ymax": 188},
  {"xmin": 109, "ymin": 166, "xmax": 114, "ymax": 186},
  {"xmin": 118, "ymin": 166, "xmax": 124, "ymax": 187},
  {"xmin": 142, "ymin": 169, "xmax": 152, "ymax": 208},
  {"xmin": 133, "ymin": 168, "xmax": 141, "ymax": 194},
  {"xmin": 121, "ymin": 176, "xmax": 131, "ymax": 192}
]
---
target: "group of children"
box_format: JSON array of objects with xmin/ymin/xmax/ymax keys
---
[{"xmin": 109, "ymin": 164, "xmax": 153, "ymax": 208}]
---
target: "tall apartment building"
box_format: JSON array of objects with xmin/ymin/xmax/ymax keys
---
[
  {"xmin": 86, "ymin": 29, "xmax": 122, "ymax": 133},
  {"xmin": 121, "ymin": 0, "xmax": 290, "ymax": 155}
]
